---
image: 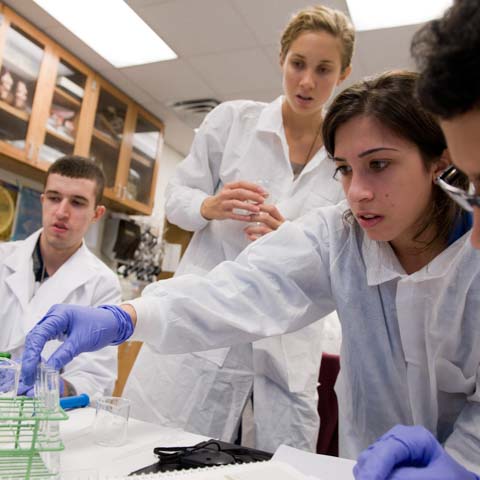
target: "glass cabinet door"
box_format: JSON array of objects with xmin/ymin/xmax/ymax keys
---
[
  {"xmin": 39, "ymin": 59, "xmax": 87, "ymax": 164},
  {"xmin": 126, "ymin": 113, "xmax": 163, "ymax": 206},
  {"xmin": 0, "ymin": 14, "xmax": 45, "ymax": 160},
  {"xmin": 90, "ymin": 86, "xmax": 128, "ymax": 190}
]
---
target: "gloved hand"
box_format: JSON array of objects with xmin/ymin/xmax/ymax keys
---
[
  {"xmin": 0, "ymin": 361, "xmax": 18, "ymax": 396},
  {"xmin": 20, "ymin": 304, "xmax": 134, "ymax": 386},
  {"xmin": 354, "ymin": 425, "xmax": 479, "ymax": 480},
  {"xmin": 17, "ymin": 375, "xmax": 65, "ymax": 397}
]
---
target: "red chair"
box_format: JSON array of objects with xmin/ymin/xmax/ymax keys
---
[{"xmin": 316, "ymin": 353, "xmax": 340, "ymax": 456}]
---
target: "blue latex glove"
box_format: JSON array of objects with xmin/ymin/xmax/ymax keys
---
[
  {"xmin": 17, "ymin": 375, "xmax": 65, "ymax": 397},
  {"xmin": 20, "ymin": 304, "xmax": 134, "ymax": 386},
  {"xmin": 354, "ymin": 425, "xmax": 479, "ymax": 480},
  {"xmin": 0, "ymin": 362, "xmax": 18, "ymax": 395}
]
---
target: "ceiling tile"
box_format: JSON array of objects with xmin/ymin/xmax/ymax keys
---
[
  {"xmin": 354, "ymin": 24, "xmax": 418, "ymax": 75},
  {"xmin": 262, "ymin": 44, "xmax": 282, "ymax": 70},
  {"xmin": 223, "ymin": 87, "xmax": 282, "ymax": 103},
  {"xmin": 134, "ymin": 0, "xmax": 258, "ymax": 57},
  {"xmin": 97, "ymin": 68, "xmax": 156, "ymax": 107},
  {"xmin": 2, "ymin": 0, "xmax": 60, "ymax": 29},
  {"xmin": 188, "ymin": 48, "xmax": 281, "ymax": 97},
  {"xmin": 119, "ymin": 59, "xmax": 216, "ymax": 103},
  {"xmin": 231, "ymin": 0, "xmax": 350, "ymax": 46}
]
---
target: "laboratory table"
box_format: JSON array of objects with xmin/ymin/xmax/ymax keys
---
[{"xmin": 59, "ymin": 408, "xmax": 355, "ymax": 479}]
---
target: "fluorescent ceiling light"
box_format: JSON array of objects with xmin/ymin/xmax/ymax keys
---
[
  {"xmin": 33, "ymin": 0, "xmax": 177, "ymax": 67},
  {"xmin": 346, "ymin": 0, "xmax": 453, "ymax": 31}
]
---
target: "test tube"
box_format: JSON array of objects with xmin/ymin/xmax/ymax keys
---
[{"xmin": 35, "ymin": 364, "xmax": 61, "ymax": 476}]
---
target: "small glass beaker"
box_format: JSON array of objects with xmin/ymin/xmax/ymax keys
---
[
  {"xmin": 93, "ymin": 396, "xmax": 131, "ymax": 447},
  {"xmin": 232, "ymin": 178, "xmax": 272, "ymax": 217},
  {"xmin": 247, "ymin": 179, "xmax": 276, "ymax": 239}
]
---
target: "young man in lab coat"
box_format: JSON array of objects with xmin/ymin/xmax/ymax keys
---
[{"xmin": 0, "ymin": 155, "xmax": 120, "ymax": 398}]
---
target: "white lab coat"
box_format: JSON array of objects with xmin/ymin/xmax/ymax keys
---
[
  {"xmin": 0, "ymin": 229, "xmax": 120, "ymax": 397},
  {"xmin": 128, "ymin": 202, "xmax": 480, "ymax": 474},
  {"xmin": 124, "ymin": 97, "xmax": 343, "ymax": 452}
]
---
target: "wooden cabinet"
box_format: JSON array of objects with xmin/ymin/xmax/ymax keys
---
[{"xmin": 0, "ymin": 4, "xmax": 163, "ymax": 215}]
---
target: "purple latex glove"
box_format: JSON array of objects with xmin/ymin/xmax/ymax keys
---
[
  {"xmin": 354, "ymin": 425, "xmax": 479, "ymax": 480},
  {"xmin": 20, "ymin": 304, "xmax": 134, "ymax": 386},
  {"xmin": 17, "ymin": 375, "xmax": 65, "ymax": 397}
]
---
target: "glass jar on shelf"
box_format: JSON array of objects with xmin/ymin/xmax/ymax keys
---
[
  {"xmin": 91, "ymin": 87, "xmax": 127, "ymax": 190},
  {"xmin": 39, "ymin": 59, "xmax": 87, "ymax": 164},
  {"xmin": 127, "ymin": 113, "xmax": 163, "ymax": 205},
  {"xmin": 0, "ymin": 19, "xmax": 44, "ymax": 155}
]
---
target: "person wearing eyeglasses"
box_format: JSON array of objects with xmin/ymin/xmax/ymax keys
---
[
  {"xmin": 353, "ymin": 1, "xmax": 480, "ymax": 479},
  {"xmin": 18, "ymin": 70, "xmax": 480, "ymax": 470}
]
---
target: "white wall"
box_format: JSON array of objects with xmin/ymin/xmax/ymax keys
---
[{"xmin": 135, "ymin": 142, "xmax": 184, "ymax": 236}]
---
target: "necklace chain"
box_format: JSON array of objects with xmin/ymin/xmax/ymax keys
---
[{"xmin": 304, "ymin": 122, "xmax": 323, "ymax": 164}]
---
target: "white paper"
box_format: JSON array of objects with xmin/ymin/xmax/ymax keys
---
[
  {"xmin": 161, "ymin": 243, "xmax": 182, "ymax": 272},
  {"xmin": 104, "ymin": 461, "xmax": 308, "ymax": 479},
  {"xmin": 272, "ymin": 445, "xmax": 355, "ymax": 480}
]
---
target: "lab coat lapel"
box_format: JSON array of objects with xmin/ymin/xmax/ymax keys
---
[
  {"xmin": 362, "ymin": 235, "xmax": 405, "ymax": 286},
  {"xmin": 31, "ymin": 243, "xmax": 94, "ymax": 318},
  {"xmin": 4, "ymin": 230, "xmax": 39, "ymax": 311},
  {"xmin": 257, "ymin": 96, "xmax": 292, "ymax": 173},
  {"xmin": 256, "ymin": 96, "xmax": 329, "ymax": 178}
]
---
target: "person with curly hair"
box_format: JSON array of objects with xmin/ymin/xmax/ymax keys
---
[{"xmin": 354, "ymin": 1, "xmax": 480, "ymax": 478}]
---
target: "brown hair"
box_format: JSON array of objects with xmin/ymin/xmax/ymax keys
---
[
  {"xmin": 46, "ymin": 155, "xmax": 105, "ymax": 206},
  {"xmin": 322, "ymin": 70, "xmax": 468, "ymax": 248},
  {"xmin": 280, "ymin": 5, "xmax": 355, "ymax": 71}
]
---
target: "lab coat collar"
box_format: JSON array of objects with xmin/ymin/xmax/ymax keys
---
[
  {"xmin": 33, "ymin": 241, "xmax": 98, "ymax": 305},
  {"xmin": 256, "ymin": 96, "xmax": 284, "ymax": 135},
  {"xmin": 4, "ymin": 229, "xmax": 97, "ymax": 310},
  {"xmin": 362, "ymin": 229, "xmax": 474, "ymax": 286},
  {"xmin": 256, "ymin": 96, "xmax": 328, "ymax": 175}
]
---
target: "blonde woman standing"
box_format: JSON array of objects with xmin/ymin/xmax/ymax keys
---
[{"xmin": 123, "ymin": 5, "xmax": 353, "ymax": 452}]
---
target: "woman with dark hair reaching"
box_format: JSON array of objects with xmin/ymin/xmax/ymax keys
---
[{"xmin": 355, "ymin": 0, "xmax": 480, "ymax": 478}]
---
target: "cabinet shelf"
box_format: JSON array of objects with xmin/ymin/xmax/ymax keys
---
[
  {"xmin": 53, "ymin": 86, "xmax": 82, "ymax": 107},
  {"xmin": 0, "ymin": 99, "xmax": 30, "ymax": 122},
  {"xmin": 0, "ymin": 5, "xmax": 162, "ymax": 216},
  {"xmin": 46, "ymin": 126, "xmax": 75, "ymax": 145},
  {"xmin": 131, "ymin": 150, "xmax": 153, "ymax": 168},
  {"xmin": 92, "ymin": 128, "xmax": 120, "ymax": 149}
]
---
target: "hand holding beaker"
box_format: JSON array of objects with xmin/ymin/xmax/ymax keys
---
[{"xmin": 201, "ymin": 180, "xmax": 268, "ymax": 221}]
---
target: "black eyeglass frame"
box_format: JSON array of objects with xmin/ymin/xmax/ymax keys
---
[{"xmin": 435, "ymin": 165, "xmax": 480, "ymax": 211}]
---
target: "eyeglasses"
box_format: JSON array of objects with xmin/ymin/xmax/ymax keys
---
[{"xmin": 435, "ymin": 165, "xmax": 480, "ymax": 212}]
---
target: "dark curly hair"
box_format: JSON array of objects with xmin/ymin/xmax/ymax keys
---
[
  {"xmin": 411, "ymin": 0, "xmax": 480, "ymax": 118},
  {"xmin": 322, "ymin": 70, "xmax": 468, "ymax": 249}
]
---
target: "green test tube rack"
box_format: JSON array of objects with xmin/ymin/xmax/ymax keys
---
[{"xmin": 0, "ymin": 397, "xmax": 68, "ymax": 479}]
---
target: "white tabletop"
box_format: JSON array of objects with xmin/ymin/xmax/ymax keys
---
[
  {"xmin": 59, "ymin": 408, "xmax": 354, "ymax": 480},
  {"xmin": 60, "ymin": 408, "xmax": 207, "ymax": 478}
]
